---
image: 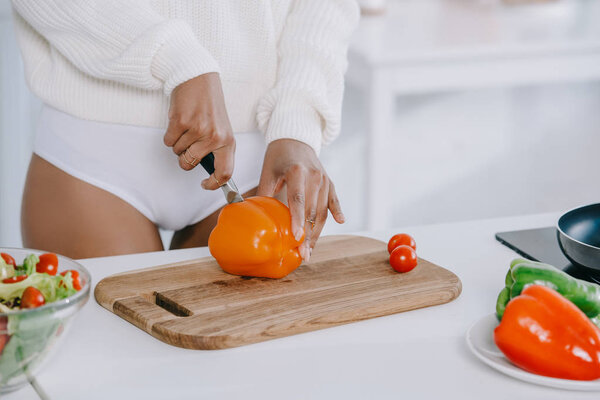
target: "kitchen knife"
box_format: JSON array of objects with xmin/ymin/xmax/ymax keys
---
[{"xmin": 199, "ymin": 152, "xmax": 244, "ymax": 204}]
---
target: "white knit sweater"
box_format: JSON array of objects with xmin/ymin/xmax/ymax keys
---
[{"xmin": 11, "ymin": 0, "xmax": 359, "ymax": 154}]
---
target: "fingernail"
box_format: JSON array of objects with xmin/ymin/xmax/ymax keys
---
[
  {"xmin": 294, "ymin": 226, "xmax": 304, "ymax": 241},
  {"xmin": 337, "ymin": 213, "xmax": 346, "ymax": 223},
  {"xmin": 303, "ymin": 247, "xmax": 311, "ymax": 262},
  {"xmin": 201, "ymin": 181, "xmax": 208, "ymax": 189}
]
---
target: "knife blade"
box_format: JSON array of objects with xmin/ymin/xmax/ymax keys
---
[{"xmin": 199, "ymin": 153, "xmax": 244, "ymax": 204}]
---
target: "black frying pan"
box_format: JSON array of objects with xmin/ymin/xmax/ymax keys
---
[{"xmin": 557, "ymin": 203, "xmax": 600, "ymax": 271}]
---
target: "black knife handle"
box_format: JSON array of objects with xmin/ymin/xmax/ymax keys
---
[{"xmin": 199, "ymin": 152, "xmax": 216, "ymax": 175}]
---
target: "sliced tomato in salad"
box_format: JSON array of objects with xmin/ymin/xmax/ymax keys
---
[
  {"xmin": 60, "ymin": 270, "xmax": 81, "ymax": 291},
  {"xmin": 2, "ymin": 275, "xmax": 28, "ymax": 284},
  {"xmin": 36, "ymin": 253, "xmax": 58, "ymax": 276},
  {"xmin": 1, "ymin": 253, "xmax": 16, "ymax": 267}
]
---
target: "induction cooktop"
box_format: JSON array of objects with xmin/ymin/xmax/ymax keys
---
[{"xmin": 495, "ymin": 227, "xmax": 600, "ymax": 284}]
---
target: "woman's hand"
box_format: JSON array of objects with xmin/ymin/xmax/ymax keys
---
[
  {"xmin": 164, "ymin": 72, "xmax": 235, "ymax": 189},
  {"xmin": 257, "ymin": 139, "xmax": 345, "ymax": 262}
]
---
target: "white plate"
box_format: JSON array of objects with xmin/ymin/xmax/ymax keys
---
[{"xmin": 466, "ymin": 313, "xmax": 600, "ymax": 391}]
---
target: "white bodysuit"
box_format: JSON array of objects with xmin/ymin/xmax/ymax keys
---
[{"xmin": 34, "ymin": 105, "xmax": 265, "ymax": 231}]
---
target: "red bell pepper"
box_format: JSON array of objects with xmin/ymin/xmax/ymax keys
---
[{"xmin": 494, "ymin": 284, "xmax": 600, "ymax": 380}]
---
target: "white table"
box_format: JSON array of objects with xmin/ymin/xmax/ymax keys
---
[
  {"xmin": 347, "ymin": 0, "xmax": 600, "ymax": 230},
  {"xmin": 6, "ymin": 211, "xmax": 600, "ymax": 399}
]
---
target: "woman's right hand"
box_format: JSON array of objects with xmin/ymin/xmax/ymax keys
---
[{"xmin": 164, "ymin": 72, "xmax": 235, "ymax": 190}]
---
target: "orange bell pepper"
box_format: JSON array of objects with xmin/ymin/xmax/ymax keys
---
[
  {"xmin": 494, "ymin": 284, "xmax": 600, "ymax": 380},
  {"xmin": 208, "ymin": 196, "xmax": 304, "ymax": 279}
]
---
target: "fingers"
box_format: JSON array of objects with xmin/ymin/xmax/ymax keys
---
[
  {"xmin": 283, "ymin": 167, "xmax": 344, "ymax": 262},
  {"xmin": 257, "ymin": 169, "xmax": 278, "ymax": 197},
  {"xmin": 177, "ymin": 141, "xmax": 209, "ymax": 171},
  {"xmin": 328, "ymin": 182, "xmax": 345, "ymax": 224},
  {"xmin": 201, "ymin": 140, "xmax": 235, "ymax": 190},
  {"xmin": 256, "ymin": 139, "xmax": 345, "ymax": 263},
  {"xmin": 300, "ymin": 169, "xmax": 324, "ymax": 260},
  {"xmin": 301, "ymin": 178, "xmax": 345, "ymax": 261},
  {"xmin": 164, "ymin": 116, "xmax": 185, "ymax": 148},
  {"xmin": 166, "ymin": 112, "xmax": 236, "ymax": 190},
  {"xmin": 286, "ymin": 167, "xmax": 307, "ymax": 244},
  {"xmin": 166, "ymin": 73, "xmax": 236, "ymax": 182},
  {"xmin": 307, "ymin": 182, "xmax": 330, "ymax": 251},
  {"xmin": 177, "ymin": 138, "xmax": 235, "ymax": 190},
  {"xmin": 172, "ymin": 127, "xmax": 203, "ymax": 156},
  {"xmin": 304, "ymin": 168, "xmax": 322, "ymax": 234}
]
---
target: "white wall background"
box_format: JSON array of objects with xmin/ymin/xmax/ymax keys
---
[
  {"xmin": 1, "ymin": 1, "xmax": 600, "ymax": 250},
  {"xmin": 0, "ymin": 2, "xmax": 42, "ymax": 248}
]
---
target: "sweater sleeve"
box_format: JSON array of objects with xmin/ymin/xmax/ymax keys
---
[
  {"xmin": 10, "ymin": 0, "xmax": 220, "ymax": 96},
  {"xmin": 256, "ymin": 0, "xmax": 359, "ymax": 155}
]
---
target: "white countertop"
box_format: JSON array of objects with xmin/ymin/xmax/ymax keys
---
[{"xmin": 6, "ymin": 211, "xmax": 600, "ymax": 399}]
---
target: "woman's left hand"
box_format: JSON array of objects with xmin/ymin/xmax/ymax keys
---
[{"xmin": 257, "ymin": 139, "xmax": 345, "ymax": 262}]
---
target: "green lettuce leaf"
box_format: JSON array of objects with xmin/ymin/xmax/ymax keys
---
[
  {"xmin": 18, "ymin": 254, "xmax": 39, "ymax": 276},
  {"xmin": 0, "ymin": 258, "xmax": 14, "ymax": 280},
  {"xmin": 54, "ymin": 271, "xmax": 76, "ymax": 301},
  {"xmin": 0, "ymin": 273, "xmax": 75, "ymax": 304}
]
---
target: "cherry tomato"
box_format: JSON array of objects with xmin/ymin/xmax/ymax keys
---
[
  {"xmin": 60, "ymin": 270, "xmax": 82, "ymax": 291},
  {"xmin": 1, "ymin": 253, "xmax": 16, "ymax": 267},
  {"xmin": 388, "ymin": 233, "xmax": 416, "ymax": 254},
  {"xmin": 389, "ymin": 245, "xmax": 418, "ymax": 273},
  {"xmin": 2, "ymin": 275, "xmax": 27, "ymax": 284},
  {"xmin": 36, "ymin": 253, "xmax": 58, "ymax": 275},
  {"xmin": 21, "ymin": 286, "xmax": 45, "ymax": 309}
]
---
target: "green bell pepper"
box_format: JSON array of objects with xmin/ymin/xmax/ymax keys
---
[{"xmin": 496, "ymin": 258, "xmax": 600, "ymax": 328}]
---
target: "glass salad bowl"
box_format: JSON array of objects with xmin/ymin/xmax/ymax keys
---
[{"xmin": 0, "ymin": 247, "xmax": 91, "ymax": 393}]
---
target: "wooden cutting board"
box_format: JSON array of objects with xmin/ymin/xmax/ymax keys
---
[{"xmin": 95, "ymin": 235, "xmax": 461, "ymax": 350}]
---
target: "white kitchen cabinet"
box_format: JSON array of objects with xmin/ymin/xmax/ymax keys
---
[{"xmin": 348, "ymin": 0, "xmax": 600, "ymax": 230}]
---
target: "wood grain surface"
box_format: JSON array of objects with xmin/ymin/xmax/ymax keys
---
[{"xmin": 95, "ymin": 235, "xmax": 462, "ymax": 350}]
